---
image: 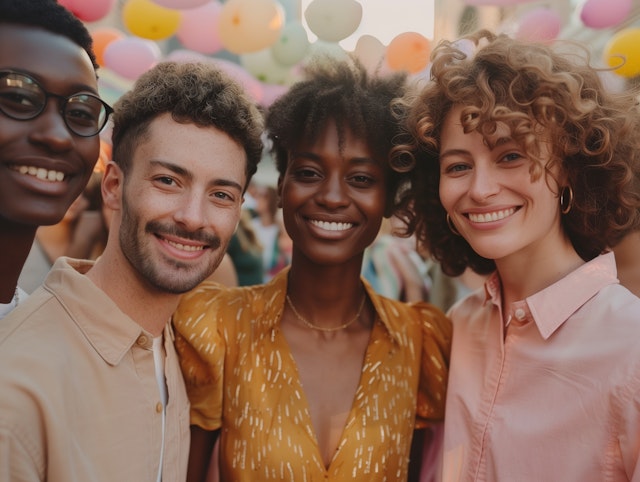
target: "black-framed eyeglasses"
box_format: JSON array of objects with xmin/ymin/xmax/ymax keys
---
[{"xmin": 0, "ymin": 70, "xmax": 113, "ymax": 137}]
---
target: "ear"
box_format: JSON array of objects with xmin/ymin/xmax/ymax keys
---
[
  {"xmin": 101, "ymin": 161, "xmax": 124, "ymax": 212},
  {"xmin": 276, "ymin": 176, "xmax": 283, "ymax": 209}
]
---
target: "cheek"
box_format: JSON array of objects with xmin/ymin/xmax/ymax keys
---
[
  {"xmin": 79, "ymin": 137, "xmax": 101, "ymax": 171},
  {"xmin": 438, "ymin": 179, "xmax": 457, "ymax": 211}
]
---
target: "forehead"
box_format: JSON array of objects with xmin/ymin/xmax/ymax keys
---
[
  {"xmin": 0, "ymin": 23, "xmax": 97, "ymax": 94},
  {"xmin": 132, "ymin": 114, "xmax": 247, "ymax": 184}
]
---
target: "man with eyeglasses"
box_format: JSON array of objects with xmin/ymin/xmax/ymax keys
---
[
  {"xmin": 0, "ymin": 0, "xmax": 112, "ymax": 320},
  {"xmin": 0, "ymin": 55, "xmax": 264, "ymax": 482}
]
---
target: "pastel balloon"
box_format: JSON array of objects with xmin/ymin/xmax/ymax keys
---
[
  {"xmin": 515, "ymin": 8, "xmax": 562, "ymax": 44},
  {"xmin": 122, "ymin": 0, "xmax": 181, "ymax": 40},
  {"xmin": 91, "ymin": 28, "xmax": 125, "ymax": 67},
  {"xmin": 240, "ymin": 49, "xmax": 291, "ymax": 85},
  {"xmin": 103, "ymin": 36, "xmax": 161, "ymax": 80},
  {"xmin": 580, "ymin": 0, "xmax": 632, "ymax": 29},
  {"xmin": 260, "ymin": 82, "xmax": 288, "ymax": 107},
  {"xmin": 353, "ymin": 35, "xmax": 385, "ymax": 73},
  {"xmin": 166, "ymin": 50, "xmax": 265, "ymax": 103},
  {"xmin": 210, "ymin": 58, "xmax": 265, "ymax": 103},
  {"xmin": 271, "ymin": 21, "xmax": 310, "ymax": 67},
  {"xmin": 305, "ymin": 40, "xmax": 348, "ymax": 64},
  {"xmin": 604, "ymin": 28, "xmax": 640, "ymax": 78},
  {"xmin": 385, "ymin": 32, "xmax": 430, "ymax": 74},
  {"xmin": 304, "ymin": 0, "xmax": 362, "ymax": 42},
  {"xmin": 218, "ymin": 0, "xmax": 285, "ymax": 55},
  {"xmin": 59, "ymin": 0, "xmax": 116, "ymax": 22},
  {"xmin": 176, "ymin": 1, "xmax": 224, "ymax": 54},
  {"xmin": 151, "ymin": 0, "xmax": 210, "ymax": 8}
]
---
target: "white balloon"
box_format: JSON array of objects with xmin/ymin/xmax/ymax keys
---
[
  {"xmin": 271, "ymin": 21, "xmax": 310, "ymax": 67},
  {"xmin": 353, "ymin": 35, "xmax": 385, "ymax": 73},
  {"xmin": 304, "ymin": 0, "xmax": 362, "ymax": 42}
]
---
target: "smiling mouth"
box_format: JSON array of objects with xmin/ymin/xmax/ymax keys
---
[
  {"xmin": 11, "ymin": 165, "xmax": 66, "ymax": 182},
  {"xmin": 164, "ymin": 238, "xmax": 206, "ymax": 252},
  {"xmin": 467, "ymin": 207, "xmax": 517, "ymax": 223},
  {"xmin": 309, "ymin": 219, "xmax": 354, "ymax": 231}
]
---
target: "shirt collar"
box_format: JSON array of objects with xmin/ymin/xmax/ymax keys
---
[
  {"xmin": 44, "ymin": 257, "xmax": 149, "ymax": 365},
  {"xmin": 483, "ymin": 252, "xmax": 619, "ymax": 339}
]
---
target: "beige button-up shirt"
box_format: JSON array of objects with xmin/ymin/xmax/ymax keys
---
[{"xmin": 0, "ymin": 257, "xmax": 190, "ymax": 481}]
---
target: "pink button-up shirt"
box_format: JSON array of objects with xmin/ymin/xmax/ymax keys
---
[{"xmin": 443, "ymin": 252, "xmax": 640, "ymax": 481}]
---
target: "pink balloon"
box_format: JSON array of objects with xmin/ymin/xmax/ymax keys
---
[
  {"xmin": 165, "ymin": 50, "xmax": 264, "ymax": 103},
  {"xmin": 176, "ymin": 1, "xmax": 224, "ymax": 54},
  {"xmin": 60, "ymin": 0, "xmax": 116, "ymax": 22},
  {"xmin": 103, "ymin": 37, "xmax": 161, "ymax": 80},
  {"xmin": 260, "ymin": 83, "xmax": 288, "ymax": 107},
  {"xmin": 151, "ymin": 0, "xmax": 210, "ymax": 8},
  {"xmin": 580, "ymin": 0, "xmax": 632, "ymax": 29},
  {"xmin": 516, "ymin": 8, "xmax": 562, "ymax": 44}
]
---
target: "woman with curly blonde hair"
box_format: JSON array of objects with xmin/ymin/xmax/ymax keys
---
[{"xmin": 393, "ymin": 30, "xmax": 640, "ymax": 481}]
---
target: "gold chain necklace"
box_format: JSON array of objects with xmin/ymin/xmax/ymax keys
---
[{"xmin": 286, "ymin": 294, "xmax": 367, "ymax": 333}]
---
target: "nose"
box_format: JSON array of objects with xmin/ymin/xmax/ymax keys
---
[
  {"xmin": 173, "ymin": 193, "xmax": 207, "ymax": 232},
  {"xmin": 468, "ymin": 164, "xmax": 499, "ymax": 202},
  {"xmin": 315, "ymin": 174, "xmax": 349, "ymax": 209},
  {"xmin": 28, "ymin": 99, "xmax": 73, "ymax": 152}
]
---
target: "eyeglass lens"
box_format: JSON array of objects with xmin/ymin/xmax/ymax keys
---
[{"xmin": 0, "ymin": 71, "xmax": 110, "ymax": 137}]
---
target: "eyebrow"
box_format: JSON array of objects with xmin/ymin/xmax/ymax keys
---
[
  {"xmin": 439, "ymin": 148, "xmax": 470, "ymax": 160},
  {"xmin": 290, "ymin": 151, "xmax": 379, "ymax": 165},
  {"xmin": 149, "ymin": 159, "xmax": 244, "ymax": 192}
]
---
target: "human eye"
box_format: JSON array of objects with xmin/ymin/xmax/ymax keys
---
[
  {"xmin": 499, "ymin": 151, "xmax": 526, "ymax": 166},
  {"xmin": 441, "ymin": 161, "xmax": 471, "ymax": 176},
  {"xmin": 349, "ymin": 173, "xmax": 376, "ymax": 187},
  {"xmin": 65, "ymin": 95, "xmax": 101, "ymax": 127},
  {"xmin": 0, "ymin": 86, "xmax": 41, "ymax": 114},
  {"xmin": 292, "ymin": 166, "xmax": 321, "ymax": 182},
  {"xmin": 153, "ymin": 175, "xmax": 178, "ymax": 187}
]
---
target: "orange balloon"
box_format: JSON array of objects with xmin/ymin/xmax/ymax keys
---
[
  {"xmin": 91, "ymin": 28, "xmax": 125, "ymax": 67},
  {"xmin": 385, "ymin": 32, "xmax": 430, "ymax": 74}
]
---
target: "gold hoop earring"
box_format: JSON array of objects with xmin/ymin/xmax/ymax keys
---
[
  {"xmin": 446, "ymin": 213, "xmax": 461, "ymax": 236},
  {"xmin": 560, "ymin": 185, "xmax": 574, "ymax": 215}
]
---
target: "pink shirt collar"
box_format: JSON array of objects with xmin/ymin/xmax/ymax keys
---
[{"xmin": 483, "ymin": 252, "xmax": 619, "ymax": 340}]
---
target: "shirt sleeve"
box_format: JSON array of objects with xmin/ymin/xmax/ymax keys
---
[
  {"xmin": 413, "ymin": 302, "xmax": 452, "ymax": 428},
  {"xmin": 172, "ymin": 282, "xmax": 226, "ymax": 431}
]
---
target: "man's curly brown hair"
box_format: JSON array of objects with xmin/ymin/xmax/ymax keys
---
[
  {"xmin": 112, "ymin": 61, "xmax": 263, "ymax": 185},
  {"xmin": 392, "ymin": 30, "xmax": 640, "ymax": 276}
]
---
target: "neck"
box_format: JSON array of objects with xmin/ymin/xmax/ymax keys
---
[
  {"xmin": 0, "ymin": 220, "xmax": 37, "ymax": 302},
  {"xmin": 286, "ymin": 255, "xmax": 368, "ymax": 329},
  {"xmin": 85, "ymin": 246, "xmax": 179, "ymax": 337},
  {"xmin": 496, "ymin": 238, "xmax": 584, "ymax": 309}
]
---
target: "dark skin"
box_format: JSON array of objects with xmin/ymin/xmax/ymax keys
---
[
  {"xmin": 186, "ymin": 120, "xmax": 390, "ymax": 480},
  {"xmin": 0, "ymin": 24, "xmax": 100, "ymax": 302}
]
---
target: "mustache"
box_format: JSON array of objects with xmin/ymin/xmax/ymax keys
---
[{"xmin": 145, "ymin": 220, "xmax": 221, "ymax": 249}]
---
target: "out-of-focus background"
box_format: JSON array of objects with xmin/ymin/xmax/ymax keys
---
[{"xmin": 63, "ymin": 0, "xmax": 640, "ymax": 183}]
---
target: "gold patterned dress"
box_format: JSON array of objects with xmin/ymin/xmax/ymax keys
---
[{"xmin": 173, "ymin": 268, "xmax": 451, "ymax": 481}]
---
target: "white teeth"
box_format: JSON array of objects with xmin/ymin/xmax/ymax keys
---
[
  {"xmin": 468, "ymin": 208, "xmax": 516, "ymax": 223},
  {"xmin": 310, "ymin": 219, "xmax": 353, "ymax": 232},
  {"xmin": 166, "ymin": 239, "xmax": 204, "ymax": 252},
  {"xmin": 13, "ymin": 165, "xmax": 66, "ymax": 182}
]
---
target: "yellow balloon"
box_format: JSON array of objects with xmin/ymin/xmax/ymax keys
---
[
  {"xmin": 604, "ymin": 28, "xmax": 640, "ymax": 78},
  {"xmin": 218, "ymin": 0, "xmax": 284, "ymax": 55},
  {"xmin": 122, "ymin": 0, "xmax": 181, "ymax": 41}
]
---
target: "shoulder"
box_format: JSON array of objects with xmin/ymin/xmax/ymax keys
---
[{"xmin": 370, "ymin": 291, "xmax": 452, "ymax": 340}]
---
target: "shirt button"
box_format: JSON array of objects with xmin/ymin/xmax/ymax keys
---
[
  {"xmin": 137, "ymin": 335, "xmax": 148, "ymax": 346},
  {"xmin": 156, "ymin": 402, "xmax": 163, "ymax": 413},
  {"xmin": 514, "ymin": 308, "xmax": 526, "ymax": 321}
]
